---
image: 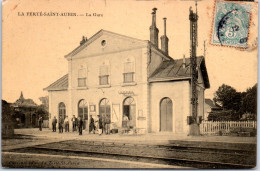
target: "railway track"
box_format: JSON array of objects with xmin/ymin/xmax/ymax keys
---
[
  {"xmin": 68, "ymin": 140, "xmax": 255, "ymax": 155},
  {"xmin": 7, "ymin": 140, "xmax": 256, "ymax": 169}
]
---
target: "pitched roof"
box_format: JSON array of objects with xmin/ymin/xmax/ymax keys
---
[
  {"xmin": 44, "ymin": 74, "xmax": 68, "ymax": 91},
  {"xmin": 205, "ymin": 99, "xmax": 221, "ymax": 109},
  {"xmin": 65, "ymin": 29, "xmax": 147, "ymax": 58},
  {"xmin": 149, "ymin": 56, "xmax": 210, "ymax": 88}
]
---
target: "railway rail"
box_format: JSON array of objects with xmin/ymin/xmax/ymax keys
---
[{"xmin": 6, "ymin": 140, "xmax": 256, "ymax": 169}]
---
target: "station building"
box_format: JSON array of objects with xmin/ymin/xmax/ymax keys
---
[{"xmin": 44, "ymin": 9, "xmax": 210, "ymax": 135}]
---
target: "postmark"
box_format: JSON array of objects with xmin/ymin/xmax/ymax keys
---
[{"xmin": 211, "ymin": 1, "xmax": 251, "ymax": 48}]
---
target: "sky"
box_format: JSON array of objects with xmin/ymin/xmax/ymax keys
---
[{"xmin": 2, "ymin": 0, "xmax": 258, "ymax": 104}]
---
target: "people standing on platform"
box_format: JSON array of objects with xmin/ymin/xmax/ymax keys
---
[
  {"xmin": 71, "ymin": 115, "xmax": 77, "ymax": 132},
  {"xmin": 94, "ymin": 118, "xmax": 99, "ymax": 134},
  {"xmin": 78, "ymin": 117, "xmax": 83, "ymax": 135},
  {"xmin": 38, "ymin": 116, "xmax": 43, "ymax": 131},
  {"xmin": 97, "ymin": 115, "xmax": 103, "ymax": 135},
  {"xmin": 59, "ymin": 116, "xmax": 64, "ymax": 133},
  {"xmin": 89, "ymin": 115, "xmax": 95, "ymax": 134},
  {"xmin": 123, "ymin": 114, "xmax": 129, "ymax": 121},
  {"xmin": 64, "ymin": 116, "xmax": 69, "ymax": 132},
  {"xmin": 52, "ymin": 116, "xmax": 57, "ymax": 132},
  {"xmin": 123, "ymin": 114, "xmax": 129, "ymax": 128},
  {"xmin": 104, "ymin": 115, "xmax": 111, "ymax": 134}
]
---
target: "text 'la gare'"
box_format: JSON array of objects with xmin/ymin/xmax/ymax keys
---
[{"xmin": 86, "ymin": 13, "xmax": 103, "ymax": 17}]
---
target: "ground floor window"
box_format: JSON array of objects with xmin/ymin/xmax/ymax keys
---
[{"xmin": 58, "ymin": 102, "xmax": 66, "ymax": 120}]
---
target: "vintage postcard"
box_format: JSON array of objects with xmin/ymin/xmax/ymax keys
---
[{"xmin": 2, "ymin": 0, "xmax": 258, "ymax": 169}]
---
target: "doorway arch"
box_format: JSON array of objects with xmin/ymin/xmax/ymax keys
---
[
  {"xmin": 78, "ymin": 99, "xmax": 88, "ymax": 129},
  {"xmin": 123, "ymin": 97, "xmax": 136, "ymax": 128},
  {"xmin": 99, "ymin": 98, "xmax": 111, "ymax": 124},
  {"xmin": 160, "ymin": 97, "xmax": 173, "ymax": 132}
]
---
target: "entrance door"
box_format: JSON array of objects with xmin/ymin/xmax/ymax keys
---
[
  {"xmin": 78, "ymin": 99, "xmax": 88, "ymax": 129},
  {"xmin": 123, "ymin": 97, "xmax": 136, "ymax": 128},
  {"xmin": 160, "ymin": 98, "xmax": 172, "ymax": 132},
  {"xmin": 99, "ymin": 98, "xmax": 111, "ymax": 125}
]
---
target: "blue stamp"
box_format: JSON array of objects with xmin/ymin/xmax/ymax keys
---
[{"xmin": 212, "ymin": 1, "xmax": 251, "ymax": 48}]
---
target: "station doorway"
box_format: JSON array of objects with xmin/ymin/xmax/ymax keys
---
[
  {"xmin": 123, "ymin": 97, "xmax": 136, "ymax": 128},
  {"xmin": 78, "ymin": 99, "xmax": 88, "ymax": 130},
  {"xmin": 160, "ymin": 97, "xmax": 173, "ymax": 132},
  {"xmin": 99, "ymin": 98, "xmax": 111, "ymax": 126}
]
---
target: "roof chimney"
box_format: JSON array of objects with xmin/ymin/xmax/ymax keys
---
[
  {"xmin": 160, "ymin": 17, "xmax": 169, "ymax": 55},
  {"xmin": 149, "ymin": 8, "xmax": 159, "ymax": 47},
  {"xmin": 80, "ymin": 36, "xmax": 87, "ymax": 45},
  {"xmin": 183, "ymin": 54, "xmax": 186, "ymax": 68}
]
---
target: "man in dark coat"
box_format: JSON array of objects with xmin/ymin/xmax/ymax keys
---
[
  {"xmin": 59, "ymin": 116, "xmax": 64, "ymax": 133},
  {"xmin": 52, "ymin": 116, "xmax": 57, "ymax": 132},
  {"xmin": 78, "ymin": 117, "xmax": 83, "ymax": 135},
  {"xmin": 71, "ymin": 115, "xmax": 77, "ymax": 132},
  {"xmin": 89, "ymin": 115, "xmax": 95, "ymax": 134},
  {"xmin": 64, "ymin": 116, "xmax": 69, "ymax": 132},
  {"xmin": 38, "ymin": 116, "xmax": 43, "ymax": 131}
]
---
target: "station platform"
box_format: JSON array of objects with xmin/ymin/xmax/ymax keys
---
[
  {"xmin": 13, "ymin": 128, "xmax": 256, "ymax": 147},
  {"xmin": 3, "ymin": 128, "xmax": 256, "ymax": 169}
]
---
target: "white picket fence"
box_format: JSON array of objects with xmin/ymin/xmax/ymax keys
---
[{"xmin": 200, "ymin": 121, "xmax": 257, "ymax": 135}]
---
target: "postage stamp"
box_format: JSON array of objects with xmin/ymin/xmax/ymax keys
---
[{"xmin": 211, "ymin": 1, "xmax": 251, "ymax": 48}]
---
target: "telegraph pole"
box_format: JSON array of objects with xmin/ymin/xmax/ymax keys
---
[{"xmin": 188, "ymin": 1, "xmax": 201, "ymax": 135}]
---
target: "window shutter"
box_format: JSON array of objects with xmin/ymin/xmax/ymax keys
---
[
  {"xmin": 124, "ymin": 62, "xmax": 134, "ymax": 73},
  {"xmin": 78, "ymin": 68, "xmax": 86, "ymax": 78},
  {"xmin": 100, "ymin": 65, "xmax": 109, "ymax": 76}
]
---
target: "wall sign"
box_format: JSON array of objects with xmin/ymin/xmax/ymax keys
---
[
  {"xmin": 89, "ymin": 105, "xmax": 96, "ymax": 112},
  {"xmin": 118, "ymin": 91, "xmax": 136, "ymax": 96}
]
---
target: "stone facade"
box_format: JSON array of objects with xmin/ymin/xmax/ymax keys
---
[{"xmin": 44, "ymin": 9, "xmax": 210, "ymax": 135}]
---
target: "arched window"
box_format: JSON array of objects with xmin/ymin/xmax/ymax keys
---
[
  {"xmin": 160, "ymin": 97, "xmax": 172, "ymax": 132},
  {"xmin": 123, "ymin": 97, "xmax": 136, "ymax": 127},
  {"xmin": 99, "ymin": 98, "xmax": 111, "ymax": 124},
  {"xmin": 78, "ymin": 99, "xmax": 88, "ymax": 121},
  {"xmin": 58, "ymin": 102, "xmax": 66, "ymax": 120}
]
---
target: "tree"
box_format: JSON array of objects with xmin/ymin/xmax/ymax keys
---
[
  {"xmin": 240, "ymin": 84, "xmax": 257, "ymax": 115},
  {"xmin": 39, "ymin": 96, "xmax": 49, "ymax": 111},
  {"xmin": 36, "ymin": 105, "xmax": 49, "ymax": 120},
  {"xmin": 2, "ymin": 100, "xmax": 15, "ymax": 136},
  {"xmin": 213, "ymin": 84, "xmax": 242, "ymax": 111},
  {"xmin": 2, "ymin": 100, "xmax": 15, "ymax": 122},
  {"xmin": 210, "ymin": 84, "xmax": 257, "ymax": 121},
  {"xmin": 208, "ymin": 110, "xmax": 239, "ymax": 121}
]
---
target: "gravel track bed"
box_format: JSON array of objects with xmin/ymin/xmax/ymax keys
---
[
  {"xmin": 10, "ymin": 147, "xmax": 254, "ymax": 169},
  {"xmin": 28, "ymin": 140, "xmax": 256, "ymax": 166}
]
